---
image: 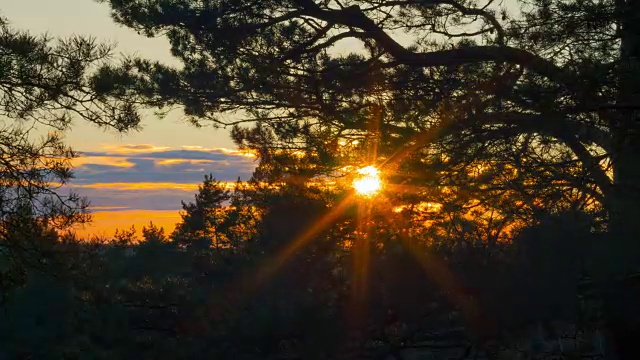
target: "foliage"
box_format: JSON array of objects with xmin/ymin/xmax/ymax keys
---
[
  {"xmin": 0, "ymin": 16, "xmax": 149, "ymax": 261},
  {"xmin": 0, "ymin": 17, "xmax": 159, "ymax": 354},
  {"xmin": 4, "ymin": 0, "xmax": 640, "ymax": 358},
  {"xmin": 92, "ymin": 0, "xmax": 636, "ymax": 270},
  {"xmin": 171, "ymin": 174, "xmax": 231, "ymax": 248},
  {"xmin": 94, "ymin": 2, "xmax": 640, "ymax": 356},
  {"xmin": 0, "ymin": 180, "xmax": 608, "ymax": 359}
]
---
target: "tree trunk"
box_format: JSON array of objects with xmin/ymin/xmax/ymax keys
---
[
  {"xmin": 602, "ymin": 1, "xmax": 640, "ymax": 358},
  {"xmin": 609, "ymin": 0, "xmax": 640, "ymax": 273}
]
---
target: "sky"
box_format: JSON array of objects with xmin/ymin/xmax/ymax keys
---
[
  {"xmin": 0, "ymin": 0, "xmax": 450, "ymax": 237},
  {"xmin": 1, "ymin": 0, "xmax": 256, "ymax": 236}
]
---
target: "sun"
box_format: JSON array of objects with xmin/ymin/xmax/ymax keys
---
[{"xmin": 352, "ymin": 166, "xmax": 382, "ymax": 197}]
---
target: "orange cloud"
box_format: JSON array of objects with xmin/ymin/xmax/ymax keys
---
[
  {"xmin": 95, "ymin": 144, "xmax": 256, "ymax": 158},
  {"xmin": 72, "ymin": 156, "xmax": 135, "ymax": 168},
  {"xmin": 180, "ymin": 145, "xmax": 257, "ymax": 158},
  {"xmin": 73, "ymin": 182, "xmax": 202, "ymax": 191},
  {"xmin": 100, "ymin": 144, "xmax": 171, "ymax": 154},
  {"xmin": 73, "ymin": 181, "xmax": 239, "ymax": 191}
]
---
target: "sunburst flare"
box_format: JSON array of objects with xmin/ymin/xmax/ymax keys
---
[{"xmin": 352, "ymin": 166, "xmax": 382, "ymax": 197}]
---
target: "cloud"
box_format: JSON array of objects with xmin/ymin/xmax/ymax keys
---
[
  {"xmin": 78, "ymin": 187, "xmax": 194, "ymax": 211},
  {"xmin": 74, "ymin": 182, "xmax": 202, "ymax": 191},
  {"xmin": 81, "ymin": 144, "xmax": 256, "ymax": 159},
  {"xmin": 97, "ymin": 144, "xmax": 171, "ymax": 154},
  {"xmin": 80, "ymin": 150, "xmax": 254, "ymax": 162},
  {"xmin": 68, "ymin": 144, "xmax": 257, "ymax": 213},
  {"xmin": 72, "ymin": 156, "xmax": 135, "ymax": 168}
]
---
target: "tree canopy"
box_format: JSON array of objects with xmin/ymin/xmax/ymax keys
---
[
  {"xmin": 0, "ymin": 16, "xmax": 150, "ymax": 224},
  {"xmin": 2, "ymin": 0, "xmax": 640, "ymax": 358},
  {"xmin": 92, "ymin": 0, "xmax": 640, "ymax": 357},
  {"xmin": 96, "ymin": 0, "xmax": 639, "ymax": 268},
  {"xmin": 0, "ymin": 17, "xmax": 152, "ymax": 313}
]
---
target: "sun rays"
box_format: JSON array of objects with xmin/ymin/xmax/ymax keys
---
[
  {"xmin": 235, "ymin": 105, "xmax": 474, "ymax": 332},
  {"xmin": 248, "ymin": 194, "xmax": 357, "ymax": 289}
]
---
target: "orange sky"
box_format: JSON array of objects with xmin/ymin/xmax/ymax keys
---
[
  {"xmin": 1, "ymin": 2, "xmax": 250, "ymax": 237},
  {"xmin": 56, "ymin": 143, "xmax": 258, "ymax": 237},
  {"xmin": 72, "ymin": 209, "xmax": 182, "ymax": 240}
]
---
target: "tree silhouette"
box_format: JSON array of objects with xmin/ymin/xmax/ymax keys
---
[
  {"xmin": 141, "ymin": 221, "xmax": 168, "ymax": 244},
  {"xmin": 96, "ymin": 0, "xmax": 638, "ymax": 269},
  {"xmin": 2, "ymin": 1, "xmax": 639, "ymax": 358},
  {"xmin": 0, "ymin": 18, "xmax": 160, "ymax": 356},
  {"xmin": 172, "ymin": 174, "xmax": 231, "ymax": 249},
  {"xmin": 0, "ymin": 16, "xmax": 148, "ymax": 236},
  {"xmin": 97, "ymin": 0, "xmax": 640, "ymax": 352}
]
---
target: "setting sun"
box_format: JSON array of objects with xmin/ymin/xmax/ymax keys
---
[{"xmin": 352, "ymin": 166, "xmax": 382, "ymax": 197}]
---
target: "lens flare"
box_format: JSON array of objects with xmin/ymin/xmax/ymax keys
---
[{"xmin": 352, "ymin": 166, "xmax": 382, "ymax": 197}]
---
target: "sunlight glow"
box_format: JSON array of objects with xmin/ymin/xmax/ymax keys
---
[
  {"xmin": 352, "ymin": 166, "xmax": 382, "ymax": 197},
  {"xmin": 71, "ymin": 209, "xmax": 180, "ymax": 239}
]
